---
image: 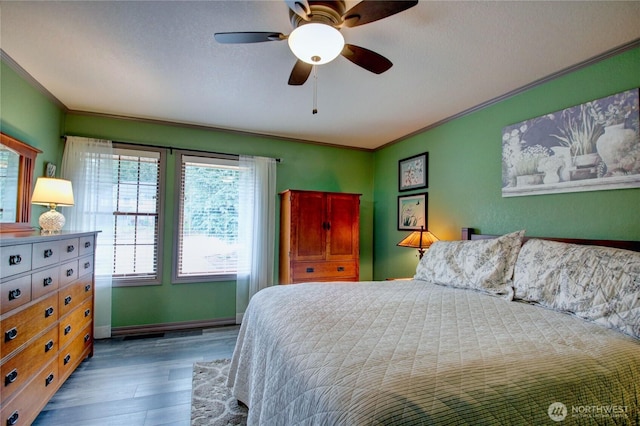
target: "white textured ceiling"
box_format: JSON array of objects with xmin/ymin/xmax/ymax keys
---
[{"xmin": 1, "ymin": 1, "xmax": 639, "ymax": 150}]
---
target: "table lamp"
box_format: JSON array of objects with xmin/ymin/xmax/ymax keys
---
[{"xmin": 31, "ymin": 177, "xmax": 74, "ymax": 234}]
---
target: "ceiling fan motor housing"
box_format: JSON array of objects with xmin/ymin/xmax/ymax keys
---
[{"xmin": 290, "ymin": 0, "xmax": 346, "ymax": 29}]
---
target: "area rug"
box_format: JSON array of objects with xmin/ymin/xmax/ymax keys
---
[{"xmin": 191, "ymin": 359, "xmax": 248, "ymax": 425}]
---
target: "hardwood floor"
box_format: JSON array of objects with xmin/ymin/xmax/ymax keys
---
[{"xmin": 32, "ymin": 325, "xmax": 240, "ymax": 426}]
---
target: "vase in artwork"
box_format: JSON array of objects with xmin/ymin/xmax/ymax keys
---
[{"xmin": 596, "ymin": 123, "xmax": 638, "ymax": 175}]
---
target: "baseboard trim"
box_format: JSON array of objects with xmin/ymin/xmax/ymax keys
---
[
  {"xmin": 94, "ymin": 325, "xmax": 112, "ymax": 340},
  {"xmin": 111, "ymin": 317, "xmax": 236, "ymax": 337}
]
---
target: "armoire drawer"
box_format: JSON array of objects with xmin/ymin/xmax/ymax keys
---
[
  {"xmin": 1, "ymin": 327, "xmax": 58, "ymax": 402},
  {"xmin": 292, "ymin": 261, "xmax": 358, "ymax": 281}
]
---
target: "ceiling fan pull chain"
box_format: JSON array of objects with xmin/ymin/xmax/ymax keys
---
[{"xmin": 312, "ymin": 65, "xmax": 318, "ymax": 114}]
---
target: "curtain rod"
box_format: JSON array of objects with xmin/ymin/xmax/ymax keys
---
[{"xmin": 62, "ymin": 136, "xmax": 281, "ymax": 162}]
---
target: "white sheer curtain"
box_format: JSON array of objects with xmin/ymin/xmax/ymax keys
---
[
  {"xmin": 60, "ymin": 136, "xmax": 114, "ymax": 339},
  {"xmin": 236, "ymin": 155, "xmax": 277, "ymax": 323}
]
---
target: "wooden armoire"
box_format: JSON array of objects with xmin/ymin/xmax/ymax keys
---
[{"xmin": 279, "ymin": 190, "xmax": 360, "ymax": 284}]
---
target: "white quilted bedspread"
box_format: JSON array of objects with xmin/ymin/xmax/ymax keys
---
[{"xmin": 227, "ymin": 280, "xmax": 640, "ymax": 425}]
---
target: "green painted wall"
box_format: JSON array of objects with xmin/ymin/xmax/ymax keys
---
[
  {"xmin": 0, "ymin": 61, "xmax": 65, "ymax": 227},
  {"xmin": 373, "ymin": 47, "xmax": 640, "ymax": 280},
  {"xmin": 3, "ymin": 45, "xmax": 639, "ymax": 328},
  {"xmin": 63, "ymin": 114, "xmax": 374, "ymax": 327}
]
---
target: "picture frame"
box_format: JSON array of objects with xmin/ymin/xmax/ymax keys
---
[
  {"xmin": 46, "ymin": 162, "xmax": 56, "ymax": 177},
  {"xmin": 399, "ymin": 152, "xmax": 428, "ymax": 191},
  {"xmin": 398, "ymin": 193, "xmax": 427, "ymax": 230}
]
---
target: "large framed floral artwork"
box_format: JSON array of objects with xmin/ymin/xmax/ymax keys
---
[{"xmin": 502, "ymin": 88, "xmax": 640, "ymax": 197}]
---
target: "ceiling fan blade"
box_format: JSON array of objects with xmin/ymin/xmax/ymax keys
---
[
  {"xmin": 214, "ymin": 32, "xmax": 285, "ymax": 44},
  {"xmin": 342, "ymin": 0, "xmax": 418, "ymax": 28},
  {"xmin": 288, "ymin": 60, "xmax": 313, "ymax": 85},
  {"xmin": 341, "ymin": 44, "xmax": 392, "ymax": 74},
  {"xmin": 285, "ymin": 0, "xmax": 311, "ymax": 21}
]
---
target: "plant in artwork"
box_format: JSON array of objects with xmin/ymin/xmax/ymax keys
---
[
  {"xmin": 502, "ymin": 88, "xmax": 640, "ymax": 196},
  {"xmin": 397, "ymin": 193, "xmax": 426, "ymax": 230}
]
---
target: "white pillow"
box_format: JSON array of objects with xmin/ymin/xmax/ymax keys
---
[
  {"xmin": 414, "ymin": 230, "xmax": 525, "ymax": 298},
  {"xmin": 513, "ymin": 239, "xmax": 640, "ymax": 339}
]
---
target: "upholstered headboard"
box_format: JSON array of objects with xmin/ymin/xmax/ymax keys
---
[{"xmin": 461, "ymin": 227, "xmax": 640, "ymax": 252}]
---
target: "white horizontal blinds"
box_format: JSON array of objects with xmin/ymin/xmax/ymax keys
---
[
  {"xmin": 178, "ymin": 155, "xmax": 239, "ymax": 277},
  {"xmin": 112, "ymin": 148, "xmax": 161, "ymax": 279}
]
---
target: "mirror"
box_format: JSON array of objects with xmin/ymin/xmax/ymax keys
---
[{"xmin": 0, "ymin": 132, "xmax": 42, "ymax": 233}]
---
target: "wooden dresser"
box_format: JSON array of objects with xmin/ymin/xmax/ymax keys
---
[
  {"xmin": 0, "ymin": 231, "xmax": 98, "ymax": 426},
  {"xmin": 279, "ymin": 190, "xmax": 360, "ymax": 284}
]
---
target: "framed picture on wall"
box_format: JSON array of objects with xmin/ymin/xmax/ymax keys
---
[
  {"xmin": 399, "ymin": 152, "xmax": 428, "ymax": 191},
  {"xmin": 398, "ymin": 193, "xmax": 427, "ymax": 230}
]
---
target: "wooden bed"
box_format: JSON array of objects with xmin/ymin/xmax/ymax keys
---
[{"xmin": 228, "ymin": 228, "xmax": 640, "ymax": 425}]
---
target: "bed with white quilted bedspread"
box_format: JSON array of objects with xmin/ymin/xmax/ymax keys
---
[
  {"xmin": 228, "ymin": 233, "xmax": 640, "ymax": 424},
  {"xmin": 228, "ymin": 279, "xmax": 640, "ymax": 425}
]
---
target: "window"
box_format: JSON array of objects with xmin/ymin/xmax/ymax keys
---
[
  {"xmin": 173, "ymin": 152, "xmax": 239, "ymax": 282},
  {"xmin": 111, "ymin": 145, "xmax": 165, "ymax": 285}
]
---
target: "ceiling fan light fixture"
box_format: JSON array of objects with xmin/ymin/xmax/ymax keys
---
[{"xmin": 288, "ymin": 23, "xmax": 344, "ymax": 65}]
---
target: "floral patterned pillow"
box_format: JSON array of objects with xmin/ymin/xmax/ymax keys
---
[
  {"xmin": 513, "ymin": 239, "xmax": 640, "ymax": 339},
  {"xmin": 414, "ymin": 230, "xmax": 525, "ymax": 298}
]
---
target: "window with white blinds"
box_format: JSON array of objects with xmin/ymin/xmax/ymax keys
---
[
  {"xmin": 174, "ymin": 153, "xmax": 239, "ymax": 282},
  {"xmin": 111, "ymin": 146, "xmax": 164, "ymax": 284}
]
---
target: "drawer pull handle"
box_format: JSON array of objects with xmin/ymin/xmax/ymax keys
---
[
  {"xmin": 66, "ymin": 268, "xmax": 74, "ymax": 277},
  {"xmin": 337, "ymin": 266, "xmax": 345, "ymax": 271},
  {"xmin": 64, "ymin": 295, "xmax": 72, "ymax": 305},
  {"xmin": 85, "ymin": 284, "xmax": 92, "ymax": 292},
  {"xmin": 64, "ymin": 325, "xmax": 72, "ymax": 335},
  {"xmin": 45, "ymin": 306, "xmax": 55, "ymax": 317},
  {"xmin": 44, "ymin": 248, "xmax": 53, "ymax": 258},
  {"xmin": 5, "ymin": 369, "xmax": 18, "ymax": 386},
  {"xmin": 8, "ymin": 254, "xmax": 21, "ymax": 265},
  {"xmin": 85, "ymin": 308, "xmax": 91, "ymax": 317},
  {"xmin": 43, "ymin": 276, "xmax": 53, "ymax": 286},
  {"xmin": 64, "ymin": 354, "xmax": 71, "ymax": 365},
  {"xmin": 84, "ymin": 333, "xmax": 91, "ymax": 343},
  {"xmin": 45, "ymin": 340, "xmax": 54, "ymax": 352},
  {"xmin": 84, "ymin": 241, "xmax": 91, "ymax": 248},
  {"xmin": 7, "ymin": 411, "xmax": 19, "ymax": 426},
  {"xmin": 306, "ymin": 267, "xmax": 314, "ymax": 273},
  {"xmin": 67, "ymin": 245, "xmax": 75, "ymax": 253},
  {"xmin": 8, "ymin": 289, "xmax": 21, "ymax": 300},
  {"xmin": 46, "ymin": 373, "xmax": 55, "ymax": 386},
  {"xmin": 84, "ymin": 262, "xmax": 91, "ymax": 269},
  {"xmin": 5, "ymin": 328, "xmax": 17, "ymax": 341}
]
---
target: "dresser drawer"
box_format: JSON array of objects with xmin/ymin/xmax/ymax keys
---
[
  {"xmin": 32, "ymin": 240, "xmax": 61, "ymax": 270},
  {"xmin": 59, "ymin": 260, "xmax": 78, "ymax": 286},
  {"xmin": 31, "ymin": 267, "xmax": 59, "ymax": 300},
  {"xmin": 59, "ymin": 298, "xmax": 93, "ymax": 349},
  {"xmin": 78, "ymin": 255, "xmax": 94, "ymax": 278},
  {"xmin": 59, "ymin": 238, "xmax": 80, "ymax": 262},
  {"xmin": 79, "ymin": 235, "xmax": 95, "ymax": 257},
  {"xmin": 0, "ymin": 357, "xmax": 58, "ymax": 426},
  {"xmin": 0, "ymin": 276, "xmax": 32, "ymax": 315},
  {"xmin": 1, "ymin": 327, "xmax": 57, "ymax": 402},
  {"xmin": 59, "ymin": 323, "xmax": 92, "ymax": 382},
  {"xmin": 292, "ymin": 261, "xmax": 358, "ymax": 282},
  {"xmin": 1, "ymin": 293, "xmax": 58, "ymax": 358},
  {"xmin": 58, "ymin": 276, "xmax": 93, "ymax": 318},
  {"xmin": 0, "ymin": 244, "xmax": 31, "ymax": 280}
]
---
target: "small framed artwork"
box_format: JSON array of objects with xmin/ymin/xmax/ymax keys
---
[
  {"xmin": 398, "ymin": 193, "xmax": 427, "ymax": 230},
  {"xmin": 46, "ymin": 163, "xmax": 56, "ymax": 177},
  {"xmin": 399, "ymin": 152, "xmax": 428, "ymax": 191}
]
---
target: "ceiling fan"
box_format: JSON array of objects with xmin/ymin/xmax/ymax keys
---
[{"xmin": 214, "ymin": 0, "xmax": 418, "ymax": 86}]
